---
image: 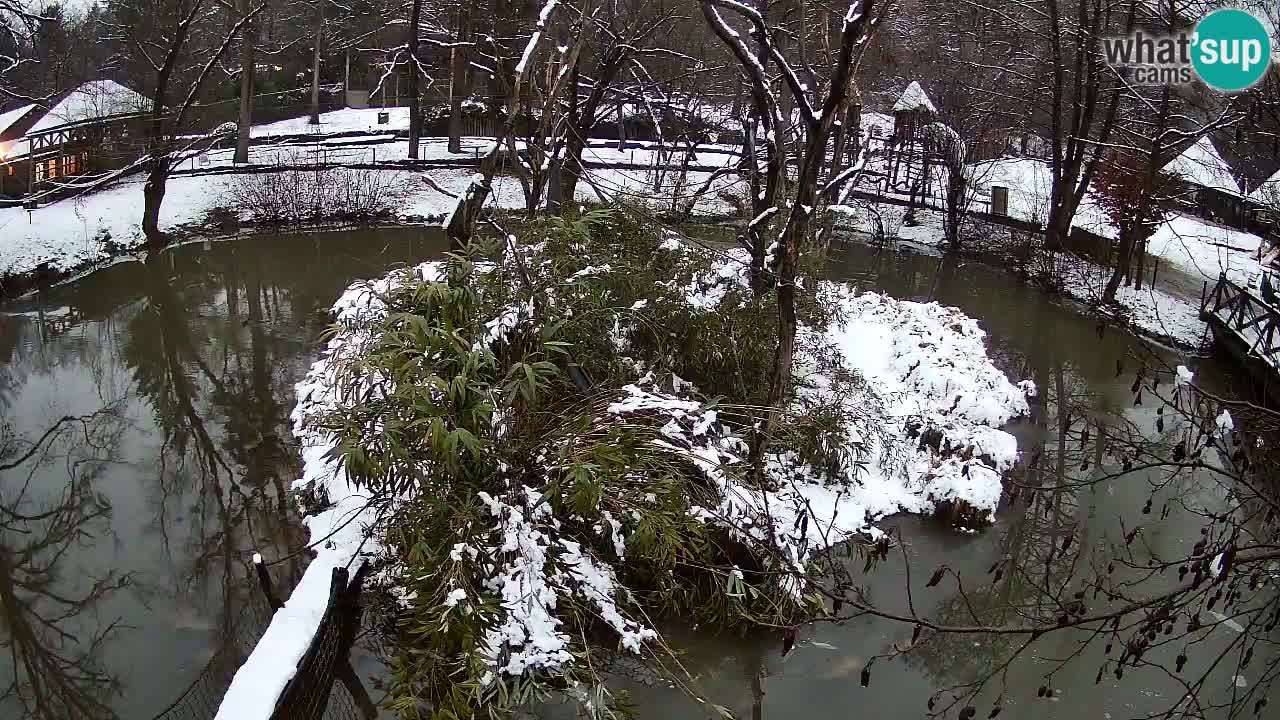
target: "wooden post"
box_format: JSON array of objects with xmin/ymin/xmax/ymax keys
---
[{"xmin": 254, "ymin": 553, "xmax": 283, "ymax": 611}]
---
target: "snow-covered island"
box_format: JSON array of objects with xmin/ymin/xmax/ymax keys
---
[{"xmin": 216, "ymin": 212, "xmax": 1034, "ymax": 719}]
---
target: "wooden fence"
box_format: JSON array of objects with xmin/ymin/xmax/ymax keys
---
[{"xmin": 1200, "ymin": 273, "xmax": 1280, "ymax": 404}]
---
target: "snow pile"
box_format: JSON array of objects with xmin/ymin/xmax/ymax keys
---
[
  {"xmin": 829, "ymin": 290, "xmax": 1028, "ymax": 516},
  {"xmin": 657, "ymin": 243, "xmax": 1032, "ymax": 549}
]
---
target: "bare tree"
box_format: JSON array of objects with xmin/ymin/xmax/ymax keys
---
[
  {"xmin": 553, "ymin": 1, "xmax": 679, "ymax": 209},
  {"xmin": 444, "ymin": 0, "xmax": 564, "ymax": 246},
  {"xmin": 701, "ymin": 0, "xmax": 880, "ymax": 482},
  {"xmin": 103, "ymin": 0, "xmax": 266, "ymax": 248},
  {"xmin": 0, "ymin": 0, "xmax": 51, "ymax": 102}
]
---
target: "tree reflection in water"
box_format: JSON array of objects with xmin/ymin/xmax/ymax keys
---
[
  {"xmin": 0, "ymin": 407, "xmax": 129, "ymax": 720},
  {"xmin": 0, "ymin": 230, "xmax": 447, "ymax": 717}
]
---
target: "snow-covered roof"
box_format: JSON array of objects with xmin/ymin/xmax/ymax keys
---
[
  {"xmin": 1163, "ymin": 136, "xmax": 1242, "ymax": 196},
  {"xmin": 893, "ymin": 81, "xmax": 936, "ymax": 114},
  {"xmin": 27, "ymin": 80, "xmax": 150, "ymax": 135},
  {"xmin": 0, "ymin": 104, "xmax": 34, "ymax": 136}
]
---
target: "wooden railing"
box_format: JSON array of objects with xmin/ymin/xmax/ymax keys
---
[{"xmin": 1200, "ymin": 273, "xmax": 1280, "ymax": 364}]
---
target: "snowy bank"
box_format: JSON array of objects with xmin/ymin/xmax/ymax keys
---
[
  {"xmin": 974, "ymin": 157, "xmax": 1267, "ymax": 288},
  {"xmin": 0, "ymin": 148, "xmax": 744, "ymax": 287},
  {"xmin": 829, "ymin": 198, "xmax": 1208, "ymax": 349},
  {"xmin": 682, "ymin": 247, "xmax": 1032, "ymax": 550}
]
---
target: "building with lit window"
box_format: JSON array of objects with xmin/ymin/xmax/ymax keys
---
[{"xmin": 0, "ymin": 80, "xmax": 151, "ymax": 200}]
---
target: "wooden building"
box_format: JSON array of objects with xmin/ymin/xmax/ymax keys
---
[
  {"xmin": 0, "ymin": 80, "xmax": 151, "ymax": 200},
  {"xmin": 1162, "ymin": 135, "xmax": 1250, "ymax": 228}
]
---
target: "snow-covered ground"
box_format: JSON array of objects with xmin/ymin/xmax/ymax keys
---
[
  {"xmin": 0, "ymin": 159, "xmax": 744, "ymax": 282},
  {"xmin": 0, "ymin": 103, "xmax": 749, "ymax": 283},
  {"xmin": 830, "ymin": 200, "xmax": 1207, "ymax": 348},
  {"xmin": 251, "ymin": 106, "xmax": 414, "ymax": 137},
  {"xmin": 1058, "ymin": 254, "xmax": 1206, "ymax": 348},
  {"xmin": 974, "ymin": 157, "xmax": 1267, "ymax": 289}
]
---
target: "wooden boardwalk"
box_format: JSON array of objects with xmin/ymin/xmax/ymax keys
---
[{"xmin": 1199, "ymin": 273, "xmax": 1280, "ymax": 403}]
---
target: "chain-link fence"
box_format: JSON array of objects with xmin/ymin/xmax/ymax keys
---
[{"xmin": 150, "ymin": 561, "xmax": 378, "ymax": 720}]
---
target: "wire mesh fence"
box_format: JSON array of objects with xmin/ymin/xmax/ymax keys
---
[
  {"xmin": 266, "ymin": 565, "xmax": 370, "ymax": 720},
  {"xmin": 149, "ymin": 561, "xmax": 379, "ymax": 720},
  {"xmin": 149, "ymin": 586, "xmax": 278, "ymax": 720}
]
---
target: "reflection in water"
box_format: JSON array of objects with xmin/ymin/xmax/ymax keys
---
[
  {"xmin": 0, "ymin": 228, "xmax": 446, "ymax": 718},
  {"xmin": 3, "ymin": 232, "xmax": 1254, "ymax": 719},
  {"xmin": 0, "ymin": 408, "xmax": 129, "ymax": 719}
]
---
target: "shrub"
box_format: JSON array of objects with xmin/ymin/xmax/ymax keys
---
[
  {"xmin": 305, "ymin": 209, "xmax": 883, "ymax": 718},
  {"xmin": 224, "ymin": 167, "xmax": 399, "ymax": 226}
]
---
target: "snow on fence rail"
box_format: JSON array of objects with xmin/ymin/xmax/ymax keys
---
[{"xmin": 213, "ymin": 562, "xmax": 375, "ymax": 720}]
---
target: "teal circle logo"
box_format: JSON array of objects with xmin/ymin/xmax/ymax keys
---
[{"xmin": 1192, "ymin": 9, "xmax": 1272, "ymax": 92}]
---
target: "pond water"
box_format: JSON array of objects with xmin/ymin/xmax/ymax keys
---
[
  {"xmin": 0, "ymin": 227, "xmax": 446, "ymax": 719},
  {"xmin": 0, "ymin": 228, "xmax": 1257, "ymax": 720}
]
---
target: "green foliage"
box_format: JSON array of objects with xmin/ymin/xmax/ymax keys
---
[{"xmin": 316, "ymin": 207, "xmax": 879, "ymax": 719}]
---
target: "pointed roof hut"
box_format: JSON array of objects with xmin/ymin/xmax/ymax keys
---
[{"xmin": 892, "ymin": 81, "xmax": 937, "ymax": 145}]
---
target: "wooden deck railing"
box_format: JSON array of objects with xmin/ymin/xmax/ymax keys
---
[{"xmin": 1200, "ymin": 273, "xmax": 1280, "ymax": 364}]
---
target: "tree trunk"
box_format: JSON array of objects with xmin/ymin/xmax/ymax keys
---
[
  {"xmin": 616, "ymin": 102, "xmax": 625, "ymax": 150},
  {"xmin": 560, "ymin": 62, "xmax": 584, "ymax": 207},
  {"xmin": 309, "ymin": 8, "xmax": 322, "ymax": 124},
  {"xmin": 142, "ymin": 157, "xmax": 169, "ymax": 250},
  {"xmin": 1103, "ymin": 230, "xmax": 1135, "ymax": 303},
  {"xmin": 407, "ymin": 0, "xmax": 422, "ymax": 158},
  {"xmin": 747, "ymin": 120, "xmax": 840, "ymax": 484},
  {"xmin": 447, "ymin": 3, "xmax": 470, "ymax": 154},
  {"xmin": 1133, "ymin": 238, "xmax": 1146, "ymax": 290},
  {"xmin": 234, "ymin": 0, "xmax": 255, "ymax": 164},
  {"xmin": 143, "ymin": 63, "xmax": 173, "ymax": 250},
  {"xmin": 1044, "ymin": 198, "xmax": 1072, "ymax": 255}
]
